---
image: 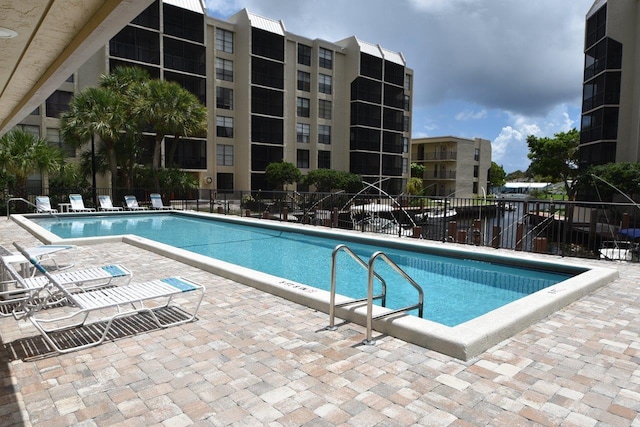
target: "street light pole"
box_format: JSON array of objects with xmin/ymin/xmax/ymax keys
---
[{"xmin": 91, "ymin": 133, "xmax": 97, "ymax": 207}]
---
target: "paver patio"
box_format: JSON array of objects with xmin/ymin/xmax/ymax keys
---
[{"xmin": 0, "ymin": 218, "xmax": 639, "ymax": 426}]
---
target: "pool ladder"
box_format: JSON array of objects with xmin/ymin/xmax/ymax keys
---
[{"xmin": 327, "ymin": 244, "xmax": 424, "ymax": 345}]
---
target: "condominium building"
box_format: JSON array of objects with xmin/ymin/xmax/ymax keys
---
[
  {"xmin": 16, "ymin": 0, "xmax": 413, "ymax": 194},
  {"xmin": 411, "ymin": 136, "xmax": 492, "ymax": 199},
  {"xmin": 580, "ymin": 0, "xmax": 640, "ymax": 167}
]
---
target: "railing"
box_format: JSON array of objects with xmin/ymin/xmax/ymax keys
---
[
  {"xmin": 327, "ymin": 244, "xmax": 387, "ymax": 330},
  {"xmin": 363, "ymin": 251, "xmax": 424, "ymax": 345},
  {"xmin": 4, "ymin": 187, "xmax": 640, "ymax": 263}
]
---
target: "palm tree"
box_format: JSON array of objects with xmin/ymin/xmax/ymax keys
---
[
  {"xmin": 61, "ymin": 67, "xmax": 149, "ymax": 194},
  {"xmin": 0, "ymin": 128, "xmax": 64, "ymax": 189},
  {"xmin": 134, "ymin": 80, "xmax": 207, "ymax": 187}
]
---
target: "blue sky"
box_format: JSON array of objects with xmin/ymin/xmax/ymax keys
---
[{"xmin": 205, "ymin": 0, "xmax": 595, "ymax": 173}]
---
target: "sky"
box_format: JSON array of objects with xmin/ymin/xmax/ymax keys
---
[{"xmin": 204, "ymin": 0, "xmax": 595, "ymax": 173}]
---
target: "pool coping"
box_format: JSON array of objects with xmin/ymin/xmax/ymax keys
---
[{"xmin": 11, "ymin": 211, "xmax": 619, "ymax": 361}]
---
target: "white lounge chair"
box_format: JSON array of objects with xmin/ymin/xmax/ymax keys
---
[
  {"xmin": 98, "ymin": 195, "xmax": 123, "ymax": 211},
  {"xmin": 12, "ymin": 242, "xmax": 204, "ymax": 354},
  {"xmin": 35, "ymin": 196, "xmax": 58, "ymax": 213},
  {"xmin": 150, "ymin": 193, "xmax": 172, "ymax": 210},
  {"xmin": 124, "ymin": 195, "xmax": 148, "ymax": 210},
  {"xmin": 69, "ymin": 194, "xmax": 96, "ymax": 212},
  {"xmin": 0, "ymin": 257, "xmax": 133, "ymax": 317}
]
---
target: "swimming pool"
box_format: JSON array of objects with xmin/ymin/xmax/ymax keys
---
[{"xmin": 14, "ymin": 211, "xmax": 618, "ymax": 360}]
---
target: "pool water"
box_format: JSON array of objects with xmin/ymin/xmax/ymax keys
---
[{"xmin": 33, "ymin": 214, "xmax": 574, "ymax": 326}]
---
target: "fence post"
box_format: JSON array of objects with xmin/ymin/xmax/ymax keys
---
[
  {"xmin": 492, "ymin": 225, "xmax": 501, "ymax": 248},
  {"xmin": 448, "ymin": 221, "xmax": 457, "ymax": 242},
  {"xmin": 332, "ymin": 207, "xmax": 339, "ymax": 228},
  {"xmin": 515, "ymin": 222, "xmax": 524, "ymax": 251}
]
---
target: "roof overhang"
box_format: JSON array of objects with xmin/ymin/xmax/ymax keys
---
[{"xmin": 0, "ymin": 0, "xmax": 154, "ymax": 136}]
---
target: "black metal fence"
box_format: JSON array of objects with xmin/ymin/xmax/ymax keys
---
[{"xmin": 5, "ymin": 187, "xmax": 640, "ymax": 263}]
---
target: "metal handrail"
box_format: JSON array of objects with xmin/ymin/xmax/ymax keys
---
[
  {"xmin": 327, "ymin": 244, "xmax": 387, "ymax": 330},
  {"xmin": 364, "ymin": 251, "xmax": 424, "ymax": 344},
  {"xmin": 6, "ymin": 197, "xmax": 37, "ymax": 218}
]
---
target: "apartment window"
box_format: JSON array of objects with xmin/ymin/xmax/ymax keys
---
[
  {"xmin": 216, "ymin": 58, "xmax": 233, "ymax": 82},
  {"xmin": 297, "ymin": 149, "xmax": 310, "ymax": 168},
  {"xmin": 404, "ymin": 95, "xmax": 411, "ymax": 111},
  {"xmin": 403, "ymin": 116, "xmax": 410, "ymax": 132},
  {"xmin": 403, "ymin": 137, "xmax": 409, "ymax": 153},
  {"xmin": 297, "ymin": 123, "xmax": 310, "ymax": 143},
  {"xmin": 402, "ymin": 158, "xmax": 409, "ymax": 174},
  {"xmin": 216, "ymin": 144, "xmax": 234, "ymax": 166},
  {"xmin": 318, "ymin": 99, "xmax": 332, "ymax": 119},
  {"xmin": 297, "ymin": 70, "xmax": 310, "ymax": 92},
  {"xmin": 404, "ymin": 73, "xmax": 411, "ymax": 91},
  {"xmin": 297, "ymin": 97, "xmax": 310, "ymax": 117},
  {"xmin": 215, "ymin": 28, "xmax": 233, "ymax": 53},
  {"xmin": 473, "ymin": 165, "xmax": 479, "ymax": 178},
  {"xmin": 318, "ymin": 150, "xmax": 331, "ymax": 169},
  {"xmin": 216, "ymin": 87, "xmax": 233, "ymax": 110},
  {"xmin": 318, "ymin": 125, "xmax": 331, "ymax": 144},
  {"xmin": 47, "ymin": 128, "xmax": 75, "ymax": 157},
  {"xmin": 298, "ymin": 44, "xmax": 311, "ymax": 66},
  {"xmin": 216, "ymin": 116, "xmax": 234, "ymax": 138},
  {"xmin": 217, "ymin": 173, "xmax": 234, "ymax": 191},
  {"xmin": 474, "ymin": 148, "xmax": 480, "ymax": 161},
  {"xmin": 319, "ymin": 47, "xmax": 333, "ymax": 69},
  {"xmin": 251, "ymin": 87, "xmax": 283, "ymax": 117},
  {"xmin": 45, "ymin": 90, "xmax": 72, "ymax": 118},
  {"xmin": 19, "ymin": 125, "xmax": 40, "ymax": 138},
  {"xmin": 473, "ymin": 182, "xmax": 479, "ymax": 194},
  {"xmin": 30, "ymin": 107, "xmax": 40, "ymax": 115},
  {"xmin": 318, "ymin": 74, "xmax": 332, "ymax": 94}
]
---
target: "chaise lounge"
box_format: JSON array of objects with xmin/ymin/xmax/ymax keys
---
[{"xmin": 11, "ymin": 243, "xmax": 205, "ymax": 353}]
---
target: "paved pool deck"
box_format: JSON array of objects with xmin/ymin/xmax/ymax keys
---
[{"xmin": 0, "ymin": 218, "xmax": 639, "ymax": 426}]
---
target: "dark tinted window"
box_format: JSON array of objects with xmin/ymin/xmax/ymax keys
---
[
  {"xmin": 252, "ymin": 57, "xmax": 284, "ymax": 89},
  {"xmin": 350, "ymin": 127, "xmax": 380, "ymax": 151},
  {"xmin": 132, "ymin": 0, "xmax": 159, "ymax": 29},
  {"xmin": 383, "ymin": 108, "xmax": 403, "ymax": 131},
  {"xmin": 360, "ymin": 53, "xmax": 382, "ymax": 80},
  {"xmin": 318, "ymin": 151, "xmax": 331, "ymax": 169},
  {"xmin": 45, "ymin": 90, "xmax": 72, "ymax": 118},
  {"xmin": 166, "ymin": 71, "xmax": 206, "ymax": 105},
  {"xmin": 251, "ymin": 87, "xmax": 283, "ymax": 116},
  {"xmin": 217, "ymin": 173, "xmax": 234, "ymax": 191},
  {"xmin": 351, "ymin": 77, "xmax": 381, "ymax": 103},
  {"xmin": 350, "ymin": 152, "xmax": 380, "ymax": 175},
  {"xmin": 298, "ymin": 44, "xmax": 311, "ymax": 65},
  {"xmin": 164, "ymin": 37, "xmax": 205, "ymax": 75},
  {"xmin": 585, "ymin": 4, "xmax": 606, "ymax": 48},
  {"xmin": 384, "ymin": 84, "xmax": 404, "ymax": 109},
  {"xmin": 163, "ymin": 3, "xmax": 203, "ymax": 43},
  {"xmin": 251, "ymin": 144, "xmax": 283, "ymax": 170},
  {"xmin": 110, "ymin": 26, "xmax": 160, "ymax": 64},
  {"xmin": 382, "ymin": 132, "xmax": 403, "ymax": 154},
  {"xmin": 169, "ymin": 137, "xmax": 206, "ymax": 169},
  {"xmin": 384, "ymin": 61, "xmax": 405, "ymax": 86},
  {"xmin": 382, "ymin": 154, "xmax": 402, "ymax": 176},
  {"xmin": 252, "ymin": 28, "xmax": 284, "ymax": 61},
  {"xmin": 110, "ymin": 59, "xmax": 160, "ymax": 78},
  {"xmin": 251, "ymin": 116, "xmax": 283, "ymax": 144},
  {"xmin": 350, "ymin": 102, "xmax": 381, "ymax": 127}
]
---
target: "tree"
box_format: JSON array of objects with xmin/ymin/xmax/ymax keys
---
[
  {"xmin": 489, "ymin": 162, "xmax": 506, "ymax": 188},
  {"xmin": 527, "ymin": 129, "xmax": 580, "ymax": 199},
  {"xmin": 405, "ymin": 177, "xmax": 424, "ymax": 195},
  {"xmin": 580, "ymin": 162, "xmax": 640, "ymax": 201},
  {"xmin": 301, "ymin": 169, "xmax": 363, "ymax": 192},
  {"xmin": 505, "ymin": 170, "xmax": 529, "ymax": 181},
  {"xmin": 134, "ymin": 79, "xmax": 207, "ymax": 188},
  {"xmin": 0, "ymin": 128, "xmax": 64, "ymax": 188},
  {"xmin": 410, "ymin": 162, "xmax": 425, "ymax": 179},
  {"xmin": 265, "ymin": 161, "xmax": 301, "ymax": 190},
  {"xmin": 62, "ymin": 67, "xmax": 149, "ymax": 192}
]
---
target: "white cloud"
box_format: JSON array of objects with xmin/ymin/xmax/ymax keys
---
[{"xmin": 455, "ymin": 109, "xmax": 487, "ymax": 121}]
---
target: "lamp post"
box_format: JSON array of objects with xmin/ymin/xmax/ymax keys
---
[{"xmin": 91, "ymin": 133, "xmax": 97, "ymax": 207}]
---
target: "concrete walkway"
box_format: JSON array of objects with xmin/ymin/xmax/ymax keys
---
[{"xmin": 0, "ymin": 218, "xmax": 639, "ymax": 426}]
